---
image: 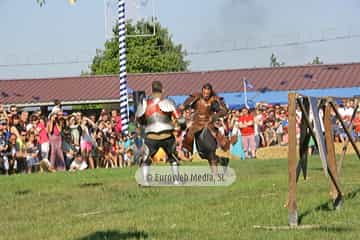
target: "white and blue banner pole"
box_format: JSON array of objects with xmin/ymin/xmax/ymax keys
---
[
  {"xmin": 243, "ymin": 78, "xmax": 249, "ymax": 109},
  {"xmin": 118, "ymin": 0, "xmax": 129, "ymax": 134}
]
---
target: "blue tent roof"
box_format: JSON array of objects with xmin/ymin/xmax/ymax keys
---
[{"xmin": 169, "ymin": 87, "xmax": 360, "ymax": 108}]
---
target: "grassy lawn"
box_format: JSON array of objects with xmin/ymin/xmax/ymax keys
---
[{"xmin": 1, "ymin": 155, "xmax": 360, "ymax": 240}]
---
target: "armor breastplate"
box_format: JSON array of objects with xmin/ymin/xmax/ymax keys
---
[
  {"xmin": 144, "ymin": 98, "xmax": 174, "ymax": 134},
  {"xmin": 193, "ymin": 98, "xmax": 213, "ymax": 125}
]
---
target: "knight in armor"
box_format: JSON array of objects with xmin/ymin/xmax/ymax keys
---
[
  {"xmin": 181, "ymin": 83, "xmax": 230, "ymax": 174},
  {"xmin": 135, "ymin": 81, "xmax": 181, "ymax": 185}
]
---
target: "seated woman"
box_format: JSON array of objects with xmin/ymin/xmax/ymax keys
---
[{"xmin": 264, "ymin": 121, "xmax": 277, "ymax": 146}]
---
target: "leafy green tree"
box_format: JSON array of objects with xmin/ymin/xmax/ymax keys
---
[
  {"xmin": 270, "ymin": 53, "xmax": 285, "ymax": 67},
  {"xmin": 89, "ymin": 20, "xmax": 189, "ymax": 75},
  {"xmin": 37, "ymin": 0, "xmax": 45, "ymax": 7},
  {"xmin": 309, "ymin": 56, "xmax": 323, "ymax": 65},
  {"xmin": 36, "ymin": 1, "xmax": 189, "ymax": 74}
]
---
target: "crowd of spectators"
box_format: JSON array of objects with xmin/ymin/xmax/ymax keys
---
[
  {"xmin": 0, "ymin": 98, "xmax": 359, "ymax": 175},
  {"xmin": 0, "ymin": 101, "xmax": 144, "ymax": 175},
  {"xmin": 223, "ymin": 99, "xmax": 360, "ymax": 160}
]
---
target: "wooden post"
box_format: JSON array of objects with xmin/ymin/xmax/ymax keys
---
[
  {"xmin": 296, "ymin": 99, "xmax": 318, "ymax": 147},
  {"xmin": 288, "ymin": 93, "xmax": 298, "ymax": 226},
  {"xmin": 324, "ymin": 102, "xmax": 340, "ymax": 200},
  {"xmin": 309, "ymin": 97, "xmax": 329, "ymax": 176},
  {"xmin": 297, "ymin": 97, "xmax": 311, "ymax": 182}
]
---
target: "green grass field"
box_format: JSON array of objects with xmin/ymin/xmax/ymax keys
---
[{"xmin": 1, "ymin": 155, "xmax": 360, "ymax": 240}]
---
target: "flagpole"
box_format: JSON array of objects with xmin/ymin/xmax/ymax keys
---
[
  {"xmin": 118, "ymin": 0, "xmax": 129, "ymax": 134},
  {"xmin": 243, "ymin": 78, "xmax": 249, "ymax": 109}
]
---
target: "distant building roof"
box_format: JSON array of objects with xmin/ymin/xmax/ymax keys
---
[
  {"xmin": 129, "ymin": 62, "xmax": 360, "ymax": 96},
  {"xmin": 0, "ymin": 76, "xmax": 120, "ymax": 106},
  {"xmin": 0, "ymin": 62, "xmax": 360, "ymax": 106}
]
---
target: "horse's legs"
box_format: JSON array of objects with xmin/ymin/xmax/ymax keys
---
[
  {"xmin": 195, "ymin": 128, "xmax": 229, "ymax": 175},
  {"xmin": 182, "ymin": 127, "xmax": 195, "ymax": 154}
]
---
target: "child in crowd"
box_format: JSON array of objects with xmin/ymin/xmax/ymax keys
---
[
  {"xmin": 131, "ymin": 131, "xmax": 142, "ymax": 165},
  {"xmin": 25, "ymin": 132, "xmax": 39, "ymax": 174},
  {"xmin": 7, "ymin": 133, "xmax": 17, "ymax": 174},
  {"xmin": 94, "ymin": 129, "xmax": 106, "ymax": 168},
  {"xmin": 124, "ymin": 148, "xmax": 134, "ymax": 167},
  {"xmin": 116, "ymin": 134, "xmax": 126, "ymax": 168},
  {"xmin": 123, "ymin": 133, "xmax": 135, "ymax": 167},
  {"xmin": 104, "ymin": 136, "xmax": 118, "ymax": 168},
  {"xmin": 69, "ymin": 152, "xmax": 87, "ymax": 172}
]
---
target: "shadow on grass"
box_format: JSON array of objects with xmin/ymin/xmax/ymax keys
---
[
  {"xmin": 79, "ymin": 182, "xmax": 103, "ymax": 188},
  {"xmin": 317, "ymin": 226, "xmax": 353, "ymax": 233},
  {"xmin": 77, "ymin": 230, "xmax": 148, "ymax": 240},
  {"xmin": 309, "ymin": 167, "xmax": 325, "ymax": 172},
  {"xmin": 298, "ymin": 188, "xmax": 360, "ymax": 224},
  {"xmin": 14, "ymin": 189, "xmax": 32, "ymax": 195},
  {"xmin": 345, "ymin": 187, "xmax": 360, "ymax": 200}
]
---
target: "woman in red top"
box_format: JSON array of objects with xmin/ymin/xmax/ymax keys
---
[
  {"xmin": 238, "ymin": 107, "xmax": 256, "ymax": 158},
  {"xmin": 354, "ymin": 111, "xmax": 360, "ymax": 141}
]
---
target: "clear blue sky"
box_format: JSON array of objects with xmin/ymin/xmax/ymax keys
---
[{"xmin": 0, "ymin": 0, "xmax": 360, "ymax": 79}]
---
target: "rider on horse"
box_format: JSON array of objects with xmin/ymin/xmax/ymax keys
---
[{"xmin": 181, "ymin": 83, "xmax": 230, "ymax": 174}]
